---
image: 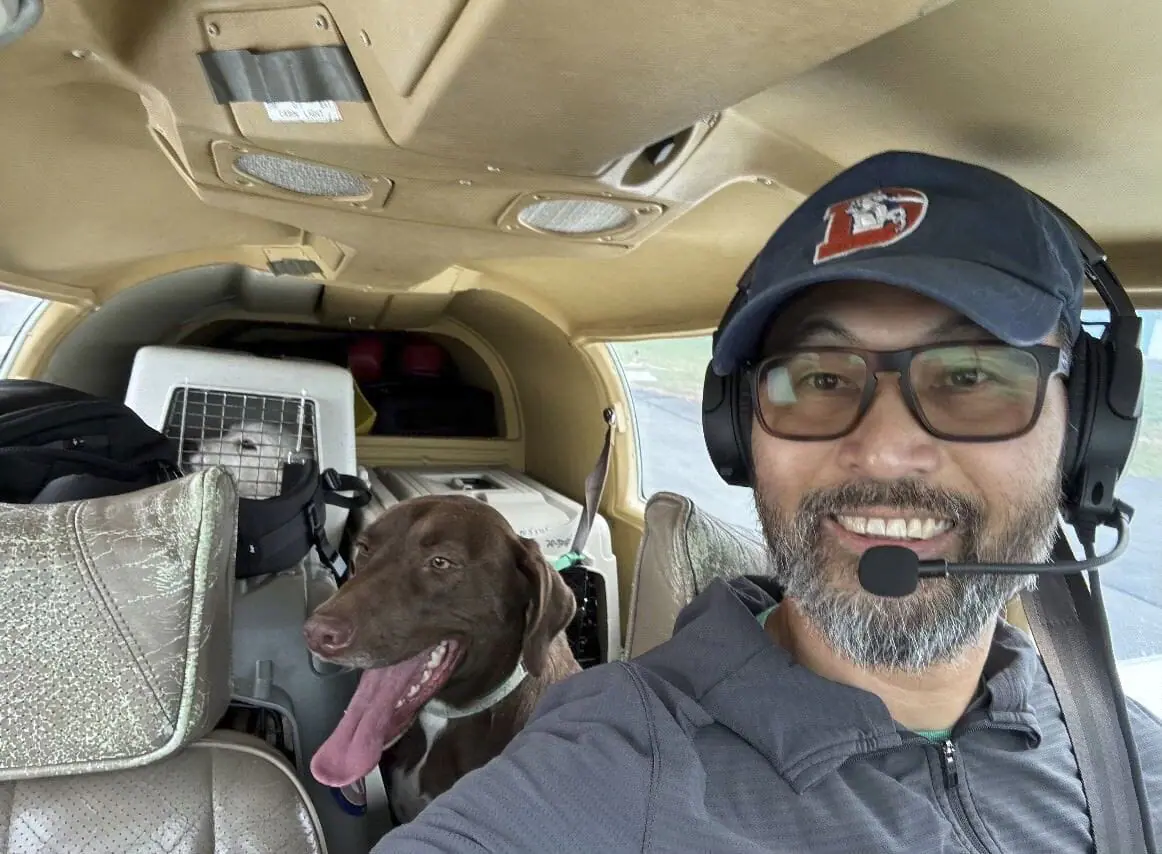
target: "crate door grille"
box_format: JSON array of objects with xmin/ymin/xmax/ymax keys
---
[{"xmin": 165, "ymin": 387, "xmax": 318, "ymax": 499}]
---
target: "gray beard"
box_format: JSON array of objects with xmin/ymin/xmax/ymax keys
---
[{"xmin": 755, "ymin": 476, "xmax": 1061, "ymax": 673}]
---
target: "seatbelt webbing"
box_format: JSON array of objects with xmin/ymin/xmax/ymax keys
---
[
  {"xmin": 1021, "ymin": 535, "xmax": 1150, "ymax": 854},
  {"xmin": 553, "ymin": 407, "xmax": 617, "ymax": 571}
]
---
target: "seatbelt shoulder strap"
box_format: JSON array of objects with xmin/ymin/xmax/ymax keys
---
[
  {"xmin": 1021, "ymin": 535, "xmax": 1152, "ymax": 853},
  {"xmin": 554, "ymin": 407, "xmax": 617, "ymax": 571}
]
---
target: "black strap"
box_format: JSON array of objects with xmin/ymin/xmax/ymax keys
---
[
  {"xmin": 235, "ymin": 462, "xmax": 371, "ymax": 582},
  {"xmin": 322, "ymin": 468, "xmax": 373, "ymax": 510},
  {"xmin": 1021, "ymin": 533, "xmax": 1153, "ymax": 853},
  {"xmin": 312, "ymin": 468, "xmax": 372, "ymax": 583}
]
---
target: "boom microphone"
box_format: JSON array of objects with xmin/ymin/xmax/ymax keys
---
[{"xmin": 857, "ymin": 505, "xmax": 1132, "ymax": 598}]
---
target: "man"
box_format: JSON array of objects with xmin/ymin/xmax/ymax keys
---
[{"xmin": 375, "ymin": 151, "xmax": 1162, "ymax": 852}]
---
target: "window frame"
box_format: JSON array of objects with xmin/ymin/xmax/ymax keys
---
[
  {"xmin": 603, "ymin": 341, "xmax": 648, "ymax": 507},
  {"xmin": 0, "ymin": 291, "xmax": 47, "ymax": 378}
]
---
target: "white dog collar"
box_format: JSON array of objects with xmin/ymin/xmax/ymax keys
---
[{"xmin": 422, "ymin": 659, "xmax": 529, "ymax": 720}]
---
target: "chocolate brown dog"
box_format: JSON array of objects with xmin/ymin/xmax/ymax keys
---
[{"xmin": 304, "ymin": 493, "xmax": 580, "ymax": 823}]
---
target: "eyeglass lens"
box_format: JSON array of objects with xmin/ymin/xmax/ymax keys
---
[{"xmin": 755, "ymin": 345, "xmax": 1046, "ymax": 440}]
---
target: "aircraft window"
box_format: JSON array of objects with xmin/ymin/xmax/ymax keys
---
[
  {"xmin": 609, "ymin": 335, "xmax": 760, "ymax": 534},
  {"xmin": 608, "ymin": 311, "xmax": 1162, "ymax": 716},
  {"xmin": 0, "ymin": 290, "xmax": 45, "ymax": 377}
]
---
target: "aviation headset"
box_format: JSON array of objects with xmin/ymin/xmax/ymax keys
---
[{"xmin": 701, "ymin": 195, "xmax": 1144, "ymax": 533}]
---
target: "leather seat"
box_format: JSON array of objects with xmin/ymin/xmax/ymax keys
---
[
  {"xmin": 624, "ymin": 491, "xmax": 768, "ymax": 658},
  {"xmin": 0, "ymin": 469, "xmax": 327, "ymax": 853}
]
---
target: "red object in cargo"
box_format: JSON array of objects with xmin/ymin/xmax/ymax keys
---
[
  {"xmin": 348, "ymin": 336, "xmax": 385, "ymax": 383},
  {"xmin": 402, "ymin": 338, "xmax": 446, "ymax": 378}
]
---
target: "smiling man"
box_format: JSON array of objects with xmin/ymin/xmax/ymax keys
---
[
  {"xmin": 375, "ymin": 151, "xmax": 1162, "ymax": 853},
  {"xmin": 744, "ymin": 278, "xmax": 1067, "ymax": 734}
]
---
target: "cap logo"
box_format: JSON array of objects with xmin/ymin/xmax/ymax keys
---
[{"xmin": 813, "ymin": 187, "xmax": 928, "ymax": 264}]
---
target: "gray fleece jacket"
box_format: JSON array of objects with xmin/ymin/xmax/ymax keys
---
[{"xmin": 373, "ymin": 575, "xmax": 1162, "ymax": 853}]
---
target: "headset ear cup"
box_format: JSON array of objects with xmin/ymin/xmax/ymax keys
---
[
  {"xmin": 703, "ymin": 281, "xmax": 757, "ymax": 487},
  {"xmin": 702, "ymin": 363, "xmax": 750, "ymax": 486},
  {"xmin": 1060, "ymin": 333, "xmax": 1090, "ymax": 492},
  {"xmin": 736, "ymin": 371, "xmax": 755, "ymax": 486}
]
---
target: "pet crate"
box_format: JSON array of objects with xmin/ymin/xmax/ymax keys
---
[
  {"xmin": 123, "ymin": 345, "xmax": 358, "ymax": 550},
  {"xmin": 367, "ymin": 466, "xmax": 622, "ymax": 667}
]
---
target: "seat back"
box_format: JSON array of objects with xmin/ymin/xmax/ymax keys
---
[
  {"xmin": 0, "ymin": 469, "xmax": 327, "ymax": 852},
  {"xmin": 624, "ymin": 491, "xmax": 768, "ymax": 658}
]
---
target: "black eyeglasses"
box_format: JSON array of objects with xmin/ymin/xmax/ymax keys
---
[{"xmin": 749, "ymin": 342, "xmax": 1068, "ymax": 442}]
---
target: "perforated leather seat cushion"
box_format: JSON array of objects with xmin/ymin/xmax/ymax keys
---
[{"xmin": 0, "ymin": 737, "xmax": 325, "ymax": 854}]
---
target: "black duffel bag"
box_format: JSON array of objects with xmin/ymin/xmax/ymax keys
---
[
  {"xmin": 0, "ymin": 379, "xmax": 181, "ymax": 504},
  {"xmin": 0, "ymin": 378, "xmax": 370, "ymax": 579}
]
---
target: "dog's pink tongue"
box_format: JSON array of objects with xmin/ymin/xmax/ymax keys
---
[{"xmin": 310, "ymin": 654, "xmax": 427, "ymax": 788}]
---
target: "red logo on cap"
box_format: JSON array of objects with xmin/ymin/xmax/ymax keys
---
[{"xmin": 813, "ymin": 187, "xmax": 929, "ymax": 264}]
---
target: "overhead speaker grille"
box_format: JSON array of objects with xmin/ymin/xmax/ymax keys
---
[
  {"xmin": 210, "ymin": 140, "xmax": 393, "ymax": 210},
  {"xmin": 517, "ymin": 199, "xmax": 633, "ymax": 235},
  {"xmin": 235, "ymin": 153, "xmax": 370, "ymax": 198},
  {"xmin": 499, "ymin": 192, "xmax": 665, "ymax": 242}
]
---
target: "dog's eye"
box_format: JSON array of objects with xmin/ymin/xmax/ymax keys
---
[
  {"xmin": 428, "ymin": 556, "xmax": 453, "ymax": 571},
  {"xmin": 236, "ymin": 438, "xmax": 259, "ymax": 452}
]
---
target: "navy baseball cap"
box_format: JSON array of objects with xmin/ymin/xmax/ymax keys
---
[{"xmin": 711, "ymin": 150, "xmax": 1085, "ymax": 376}]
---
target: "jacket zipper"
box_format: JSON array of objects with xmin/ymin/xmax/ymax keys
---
[{"xmin": 939, "ymin": 739, "xmax": 992, "ymax": 854}]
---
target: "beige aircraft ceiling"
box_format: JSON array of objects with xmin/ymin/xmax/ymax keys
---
[{"xmin": 0, "ymin": 0, "xmax": 1159, "ymax": 338}]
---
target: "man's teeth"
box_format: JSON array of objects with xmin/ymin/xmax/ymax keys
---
[
  {"xmin": 394, "ymin": 641, "xmax": 451, "ymax": 710},
  {"xmin": 835, "ymin": 515, "xmax": 951, "ymax": 540}
]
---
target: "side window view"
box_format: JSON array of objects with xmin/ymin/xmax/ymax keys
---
[
  {"xmin": 1, "ymin": 1, "xmax": 1161, "ymax": 853},
  {"xmin": 611, "ymin": 336, "xmax": 760, "ymax": 531}
]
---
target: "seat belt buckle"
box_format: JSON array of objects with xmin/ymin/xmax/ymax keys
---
[
  {"xmin": 305, "ymin": 501, "xmax": 327, "ymax": 535},
  {"xmin": 552, "ymin": 551, "xmax": 590, "ymax": 572},
  {"xmin": 327, "ymin": 552, "xmax": 350, "ymax": 582}
]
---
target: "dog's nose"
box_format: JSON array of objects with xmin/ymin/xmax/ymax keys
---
[{"xmin": 303, "ymin": 613, "xmax": 354, "ymax": 655}]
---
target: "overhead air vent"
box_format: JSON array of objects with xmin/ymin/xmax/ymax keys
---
[
  {"xmin": 210, "ymin": 141, "xmax": 393, "ymax": 210},
  {"xmin": 604, "ymin": 113, "xmax": 719, "ymax": 195},
  {"xmin": 635, "ymin": 129, "xmax": 693, "ymax": 175},
  {"xmin": 0, "ymin": 0, "xmax": 42, "ymax": 49},
  {"xmin": 498, "ymin": 192, "xmax": 664, "ymax": 242}
]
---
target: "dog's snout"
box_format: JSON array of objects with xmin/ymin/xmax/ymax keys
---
[{"xmin": 304, "ymin": 613, "xmax": 355, "ymax": 655}]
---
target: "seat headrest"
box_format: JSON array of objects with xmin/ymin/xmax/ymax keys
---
[
  {"xmin": 0, "ymin": 469, "xmax": 238, "ymax": 782},
  {"xmin": 624, "ymin": 491, "xmax": 768, "ymax": 659}
]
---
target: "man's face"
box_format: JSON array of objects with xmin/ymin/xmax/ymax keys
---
[{"xmin": 751, "ymin": 280, "xmax": 1068, "ymax": 672}]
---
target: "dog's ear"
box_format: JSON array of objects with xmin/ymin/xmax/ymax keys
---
[{"xmin": 514, "ymin": 536, "xmax": 576, "ymax": 678}]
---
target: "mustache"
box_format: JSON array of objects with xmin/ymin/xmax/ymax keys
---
[{"xmin": 797, "ymin": 478, "xmax": 984, "ymax": 527}]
